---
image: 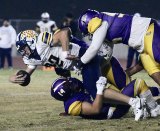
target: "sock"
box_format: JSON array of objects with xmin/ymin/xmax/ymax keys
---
[{"xmin": 140, "ymin": 90, "xmax": 158, "ymax": 110}]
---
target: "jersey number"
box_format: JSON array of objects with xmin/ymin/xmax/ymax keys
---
[{"xmin": 44, "ymin": 55, "xmax": 63, "ymax": 67}]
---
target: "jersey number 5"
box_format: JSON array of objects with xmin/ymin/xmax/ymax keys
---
[{"xmin": 44, "ymin": 55, "xmax": 63, "ymax": 67}]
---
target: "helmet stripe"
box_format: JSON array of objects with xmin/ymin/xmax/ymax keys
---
[{"xmin": 53, "ymin": 81, "xmax": 66, "ymax": 92}]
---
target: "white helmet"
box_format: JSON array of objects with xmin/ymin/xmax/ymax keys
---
[
  {"xmin": 134, "ymin": 13, "xmax": 141, "ymax": 17},
  {"xmin": 16, "ymin": 30, "xmax": 38, "ymax": 56},
  {"xmin": 41, "ymin": 12, "xmax": 50, "ymax": 20}
]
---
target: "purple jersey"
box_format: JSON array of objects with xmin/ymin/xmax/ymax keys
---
[
  {"xmin": 101, "ymin": 12, "xmax": 133, "ymax": 44},
  {"xmin": 64, "ymin": 92, "xmax": 110, "ymax": 119}
]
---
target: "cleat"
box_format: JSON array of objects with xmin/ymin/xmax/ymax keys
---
[
  {"xmin": 131, "ymin": 97, "xmax": 146, "ymax": 121},
  {"xmin": 143, "ymin": 108, "xmax": 150, "ymax": 119},
  {"xmin": 150, "ymin": 105, "xmax": 160, "ymax": 117}
]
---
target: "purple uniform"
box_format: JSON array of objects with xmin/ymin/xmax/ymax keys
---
[
  {"xmin": 63, "ymin": 78, "xmax": 160, "ymax": 119},
  {"xmin": 102, "ymin": 12, "xmax": 132, "ymax": 44},
  {"xmin": 79, "ymin": 10, "xmax": 151, "ymax": 64},
  {"xmin": 64, "ymin": 92, "xmax": 112, "ymax": 119}
]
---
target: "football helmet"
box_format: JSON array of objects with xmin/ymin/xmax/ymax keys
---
[
  {"xmin": 16, "ymin": 30, "xmax": 38, "ymax": 57},
  {"xmin": 51, "ymin": 77, "xmax": 84, "ymax": 101},
  {"xmin": 41, "ymin": 12, "xmax": 50, "ymax": 22},
  {"xmin": 78, "ymin": 9, "xmax": 102, "ymax": 35}
]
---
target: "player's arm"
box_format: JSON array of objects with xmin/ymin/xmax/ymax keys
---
[
  {"xmin": 81, "ymin": 77, "xmax": 106, "ymax": 115},
  {"xmin": 35, "ymin": 25, "xmax": 40, "ymax": 34},
  {"xmin": 125, "ymin": 62, "xmax": 144, "ymax": 76},
  {"xmin": 80, "ymin": 22, "xmax": 108, "ymax": 64},
  {"xmin": 70, "ymin": 36, "xmax": 88, "ymax": 48},
  {"xmin": 51, "ymin": 23, "xmax": 58, "ymax": 33},
  {"xmin": 9, "ymin": 65, "xmax": 36, "ymax": 84},
  {"xmin": 81, "ymin": 95, "xmax": 103, "ymax": 115},
  {"xmin": 53, "ymin": 28, "xmax": 71, "ymax": 50},
  {"xmin": 53, "ymin": 28, "xmax": 72, "ymax": 59},
  {"xmin": 25, "ymin": 65, "xmax": 37, "ymax": 75}
]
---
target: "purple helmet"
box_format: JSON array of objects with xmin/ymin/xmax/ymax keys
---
[
  {"xmin": 51, "ymin": 77, "xmax": 84, "ymax": 101},
  {"xmin": 78, "ymin": 9, "xmax": 101, "ymax": 35}
]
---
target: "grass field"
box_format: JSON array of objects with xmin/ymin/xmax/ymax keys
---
[{"xmin": 0, "ymin": 69, "xmax": 160, "ymax": 131}]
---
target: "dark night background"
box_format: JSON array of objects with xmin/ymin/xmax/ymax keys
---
[{"xmin": 0, "ymin": 0, "xmax": 160, "ymax": 25}]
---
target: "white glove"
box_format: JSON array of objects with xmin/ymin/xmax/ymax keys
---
[{"xmin": 96, "ymin": 76, "xmax": 107, "ymax": 95}]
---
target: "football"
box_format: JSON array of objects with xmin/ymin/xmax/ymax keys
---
[{"xmin": 16, "ymin": 70, "xmax": 31, "ymax": 86}]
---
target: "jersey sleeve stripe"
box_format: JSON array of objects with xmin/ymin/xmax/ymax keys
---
[
  {"xmin": 42, "ymin": 32, "xmax": 50, "ymax": 44},
  {"xmin": 47, "ymin": 33, "xmax": 52, "ymax": 45},
  {"xmin": 42, "ymin": 32, "xmax": 46, "ymax": 43}
]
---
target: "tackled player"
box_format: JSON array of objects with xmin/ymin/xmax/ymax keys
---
[{"xmin": 51, "ymin": 76, "xmax": 160, "ymax": 120}]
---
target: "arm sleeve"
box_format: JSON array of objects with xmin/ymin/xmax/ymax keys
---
[{"xmin": 80, "ymin": 22, "xmax": 108, "ymax": 64}]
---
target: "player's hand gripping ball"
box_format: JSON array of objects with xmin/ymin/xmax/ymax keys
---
[{"xmin": 16, "ymin": 70, "xmax": 31, "ymax": 86}]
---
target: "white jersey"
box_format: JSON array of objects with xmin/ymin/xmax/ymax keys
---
[
  {"xmin": 37, "ymin": 20, "xmax": 57, "ymax": 33},
  {"xmin": 23, "ymin": 32, "xmax": 80, "ymax": 70},
  {"xmin": 128, "ymin": 15, "xmax": 151, "ymax": 52}
]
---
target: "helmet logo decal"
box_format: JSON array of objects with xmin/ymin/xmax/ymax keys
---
[
  {"xmin": 58, "ymin": 89, "xmax": 65, "ymax": 96},
  {"xmin": 53, "ymin": 81, "xmax": 66, "ymax": 92}
]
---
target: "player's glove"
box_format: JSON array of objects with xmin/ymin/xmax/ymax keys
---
[
  {"xmin": 72, "ymin": 59, "xmax": 84, "ymax": 75},
  {"xmin": 55, "ymin": 67, "xmax": 71, "ymax": 77},
  {"xmin": 96, "ymin": 76, "xmax": 107, "ymax": 95}
]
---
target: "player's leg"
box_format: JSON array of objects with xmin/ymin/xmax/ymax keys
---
[
  {"xmin": 140, "ymin": 53, "xmax": 160, "ymax": 86},
  {"xmin": 110, "ymin": 80, "xmax": 137, "ymax": 119},
  {"xmin": 101, "ymin": 56, "xmax": 131, "ymax": 90},
  {"xmin": 149, "ymin": 86, "xmax": 160, "ymax": 104},
  {"xmin": 124, "ymin": 78, "xmax": 160, "ymax": 117},
  {"xmin": 80, "ymin": 48, "xmax": 101, "ymax": 99},
  {"xmin": 142, "ymin": 20, "xmax": 160, "ymax": 86},
  {"xmin": 149, "ymin": 86, "xmax": 160, "ymax": 96},
  {"xmin": 143, "ymin": 20, "xmax": 160, "ymax": 63},
  {"xmin": 126, "ymin": 47, "xmax": 135, "ymax": 68},
  {"xmin": 110, "ymin": 78, "xmax": 159, "ymax": 119}
]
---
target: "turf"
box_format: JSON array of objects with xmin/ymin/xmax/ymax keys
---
[{"xmin": 0, "ymin": 69, "xmax": 160, "ymax": 131}]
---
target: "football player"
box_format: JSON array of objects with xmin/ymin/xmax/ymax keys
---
[
  {"xmin": 76, "ymin": 9, "xmax": 160, "ymax": 87},
  {"xmin": 8, "ymin": 28, "xmax": 139, "ymax": 98},
  {"xmin": 36, "ymin": 12, "xmax": 58, "ymax": 34},
  {"xmin": 71, "ymin": 36, "xmax": 130, "ymax": 90},
  {"xmin": 51, "ymin": 76, "xmax": 160, "ymax": 120},
  {"xmin": 9, "ymin": 28, "xmax": 132, "ymax": 100},
  {"xmin": 9, "ymin": 29, "xmax": 104, "ymax": 99}
]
